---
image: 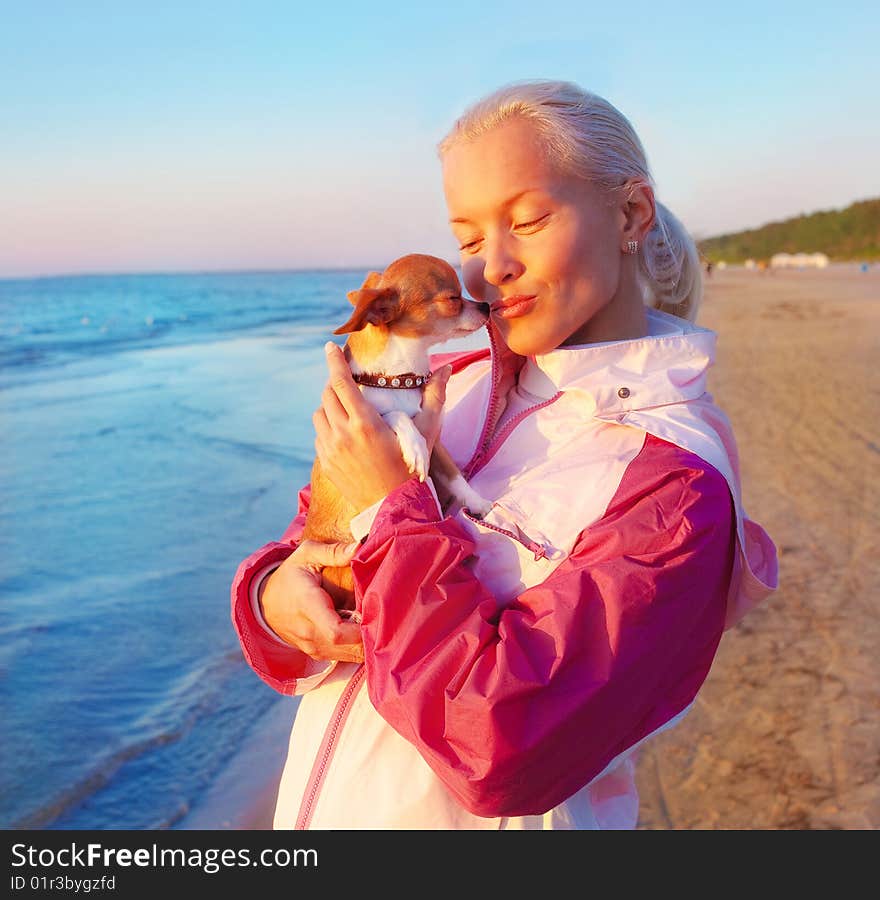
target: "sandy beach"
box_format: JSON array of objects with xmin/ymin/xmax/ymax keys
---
[
  {"xmin": 636, "ymin": 263, "xmax": 879, "ymax": 829},
  {"xmin": 230, "ymin": 264, "xmax": 879, "ymax": 831}
]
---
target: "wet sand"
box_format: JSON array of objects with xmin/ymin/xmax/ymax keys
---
[
  {"xmin": 230, "ymin": 263, "xmax": 879, "ymax": 831},
  {"xmin": 636, "ymin": 263, "xmax": 879, "ymax": 829}
]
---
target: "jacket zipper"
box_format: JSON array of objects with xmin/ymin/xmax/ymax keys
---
[
  {"xmin": 461, "ymin": 507, "xmax": 551, "ymax": 561},
  {"xmin": 295, "ymin": 664, "xmax": 366, "ymax": 830},
  {"xmin": 460, "ymin": 330, "xmax": 563, "ymax": 560},
  {"xmin": 465, "ymin": 393, "xmax": 561, "ymax": 479},
  {"xmin": 462, "ymin": 325, "xmax": 506, "ymax": 479},
  {"xmin": 461, "ymin": 397, "xmax": 562, "ymax": 560},
  {"xmin": 463, "ymin": 326, "xmax": 563, "ymax": 480}
]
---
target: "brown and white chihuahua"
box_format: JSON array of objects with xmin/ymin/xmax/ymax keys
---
[{"xmin": 301, "ymin": 253, "xmax": 492, "ymax": 611}]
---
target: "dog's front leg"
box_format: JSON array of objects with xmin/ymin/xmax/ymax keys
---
[
  {"xmin": 430, "ymin": 441, "xmax": 494, "ymax": 518},
  {"xmin": 383, "ymin": 411, "xmax": 430, "ymax": 482}
]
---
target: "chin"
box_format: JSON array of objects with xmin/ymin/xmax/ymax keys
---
[
  {"xmin": 487, "ymin": 304, "xmax": 553, "ymax": 354},
  {"xmin": 504, "ymin": 335, "xmax": 552, "ymax": 357}
]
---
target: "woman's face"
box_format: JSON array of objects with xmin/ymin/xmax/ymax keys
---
[{"xmin": 442, "ymin": 117, "xmax": 630, "ymax": 356}]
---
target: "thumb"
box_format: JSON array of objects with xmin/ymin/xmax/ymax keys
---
[
  {"xmin": 294, "ymin": 539, "xmax": 360, "ymax": 569},
  {"xmin": 421, "ymin": 364, "xmax": 452, "ymax": 417}
]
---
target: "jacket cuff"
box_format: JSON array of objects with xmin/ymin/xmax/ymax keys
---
[
  {"xmin": 251, "ymin": 562, "xmax": 290, "ymax": 646},
  {"xmin": 360, "ymin": 478, "xmax": 444, "ymax": 546},
  {"xmin": 350, "ymin": 498, "xmax": 384, "ymax": 543},
  {"xmin": 231, "ymin": 541, "xmax": 325, "ymax": 695}
]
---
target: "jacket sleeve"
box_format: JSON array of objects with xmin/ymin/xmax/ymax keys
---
[
  {"xmin": 351, "ymin": 456, "xmax": 735, "ymax": 818},
  {"xmin": 230, "ymin": 484, "xmax": 335, "ymax": 696}
]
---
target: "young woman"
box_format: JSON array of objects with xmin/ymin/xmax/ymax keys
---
[{"xmin": 231, "ymin": 80, "xmax": 778, "ymax": 829}]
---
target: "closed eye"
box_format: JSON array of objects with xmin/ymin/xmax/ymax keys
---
[
  {"xmin": 458, "ymin": 237, "xmax": 482, "ymax": 253},
  {"xmin": 456, "ymin": 213, "xmax": 549, "ymax": 253},
  {"xmin": 514, "ymin": 214, "xmax": 550, "ymax": 232}
]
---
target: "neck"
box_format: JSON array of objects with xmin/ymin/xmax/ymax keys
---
[{"xmin": 563, "ymin": 275, "xmax": 648, "ymax": 346}]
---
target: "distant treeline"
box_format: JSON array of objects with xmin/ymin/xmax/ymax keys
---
[{"xmin": 698, "ymin": 197, "xmax": 880, "ymax": 263}]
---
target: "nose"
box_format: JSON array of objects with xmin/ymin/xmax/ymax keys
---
[
  {"xmin": 482, "ymin": 235, "xmax": 524, "ymax": 287},
  {"xmin": 475, "ymin": 301, "xmax": 491, "ymax": 316}
]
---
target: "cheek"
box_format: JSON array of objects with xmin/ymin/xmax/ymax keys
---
[
  {"xmin": 461, "ymin": 258, "xmax": 486, "ymax": 301},
  {"xmin": 552, "ymin": 221, "xmax": 618, "ymax": 292},
  {"xmin": 533, "ymin": 235, "xmax": 584, "ymax": 294}
]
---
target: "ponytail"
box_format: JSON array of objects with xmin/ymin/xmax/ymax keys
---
[{"xmin": 638, "ymin": 202, "xmax": 702, "ymax": 322}]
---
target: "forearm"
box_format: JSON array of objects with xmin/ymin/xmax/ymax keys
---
[
  {"xmin": 231, "ymin": 540, "xmax": 308, "ymax": 694},
  {"xmin": 230, "ymin": 484, "xmax": 330, "ymax": 694},
  {"xmin": 353, "ymin": 472, "xmax": 734, "ymax": 817}
]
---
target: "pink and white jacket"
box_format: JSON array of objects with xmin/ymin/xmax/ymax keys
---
[{"xmin": 230, "ymin": 309, "xmax": 778, "ymax": 829}]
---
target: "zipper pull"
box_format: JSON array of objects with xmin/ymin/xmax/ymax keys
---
[{"xmin": 513, "ymin": 525, "xmax": 555, "ymax": 562}]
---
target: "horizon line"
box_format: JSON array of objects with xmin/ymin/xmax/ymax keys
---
[
  {"xmin": 3, "ymin": 195, "xmax": 876, "ymax": 284},
  {"xmin": 0, "ymin": 262, "xmax": 463, "ymax": 285}
]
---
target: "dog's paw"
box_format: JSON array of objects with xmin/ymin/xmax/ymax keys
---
[
  {"xmin": 464, "ymin": 493, "xmax": 494, "ymax": 518},
  {"xmin": 449, "ymin": 475, "xmax": 493, "ymax": 518},
  {"xmin": 468, "ymin": 496, "xmax": 495, "ymax": 518},
  {"xmin": 401, "ymin": 435, "xmax": 430, "ymax": 482},
  {"xmin": 385, "ymin": 411, "xmax": 430, "ymax": 482}
]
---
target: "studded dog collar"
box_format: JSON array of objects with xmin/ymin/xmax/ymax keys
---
[{"xmin": 351, "ymin": 371, "xmax": 432, "ymax": 389}]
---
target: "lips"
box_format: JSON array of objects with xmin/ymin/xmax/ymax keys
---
[{"xmin": 491, "ymin": 294, "xmax": 537, "ymax": 319}]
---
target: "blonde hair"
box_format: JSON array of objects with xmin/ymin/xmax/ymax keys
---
[{"xmin": 438, "ymin": 80, "xmax": 701, "ymax": 322}]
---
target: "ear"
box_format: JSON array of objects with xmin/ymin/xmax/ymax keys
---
[
  {"xmin": 346, "ymin": 271, "xmax": 382, "ymax": 306},
  {"xmin": 334, "ymin": 287, "xmax": 399, "ymax": 334},
  {"xmin": 620, "ymin": 180, "xmax": 656, "ymax": 244}
]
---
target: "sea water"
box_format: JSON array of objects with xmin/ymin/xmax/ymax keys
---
[{"xmin": 0, "ymin": 269, "xmax": 487, "ymax": 829}]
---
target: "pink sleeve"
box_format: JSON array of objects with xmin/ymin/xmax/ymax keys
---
[
  {"xmin": 351, "ymin": 446, "xmax": 735, "ymax": 817},
  {"xmin": 230, "ymin": 484, "xmax": 317, "ymax": 695},
  {"xmin": 430, "ymin": 346, "xmax": 490, "ymax": 373}
]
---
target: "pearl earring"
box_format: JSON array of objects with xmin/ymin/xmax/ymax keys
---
[{"xmin": 626, "ymin": 240, "xmax": 639, "ymax": 255}]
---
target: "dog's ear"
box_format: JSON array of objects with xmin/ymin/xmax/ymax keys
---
[
  {"xmin": 334, "ymin": 287, "xmax": 399, "ymax": 334},
  {"xmin": 346, "ymin": 271, "xmax": 382, "ymax": 305}
]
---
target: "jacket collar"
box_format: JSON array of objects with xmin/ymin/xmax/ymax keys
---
[{"xmin": 491, "ymin": 309, "xmax": 717, "ymax": 417}]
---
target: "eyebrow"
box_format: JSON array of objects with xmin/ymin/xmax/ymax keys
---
[{"xmin": 448, "ymin": 189, "xmax": 545, "ymax": 224}]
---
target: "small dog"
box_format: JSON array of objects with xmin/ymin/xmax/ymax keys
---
[{"xmin": 302, "ymin": 253, "xmax": 492, "ymax": 611}]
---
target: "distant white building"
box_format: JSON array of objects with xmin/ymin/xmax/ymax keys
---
[{"xmin": 770, "ymin": 252, "xmax": 830, "ymax": 269}]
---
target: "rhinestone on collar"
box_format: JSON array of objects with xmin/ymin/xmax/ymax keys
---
[{"xmin": 352, "ymin": 371, "xmax": 432, "ymax": 389}]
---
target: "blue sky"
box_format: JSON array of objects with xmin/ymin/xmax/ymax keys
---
[{"xmin": 1, "ymin": 1, "xmax": 877, "ymax": 277}]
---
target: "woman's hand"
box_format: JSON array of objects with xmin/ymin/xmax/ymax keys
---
[
  {"xmin": 313, "ymin": 342, "xmax": 452, "ymax": 514},
  {"xmin": 260, "ymin": 539, "xmax": 364, "ymax": 663}
]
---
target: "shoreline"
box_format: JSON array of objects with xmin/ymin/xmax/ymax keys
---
[{"xmin": 176, "ymin": 696, "xmax": 297, "ymax": 830}]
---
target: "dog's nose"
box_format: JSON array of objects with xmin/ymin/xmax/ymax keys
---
[{"xmin": 475, "ymin": 302, "xmax": 491, "ymax": 316}]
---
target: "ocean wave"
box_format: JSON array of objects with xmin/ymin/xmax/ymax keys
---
[
  {"xmin": 0, "ymin": 269, "xmax": 360, "ymax": 378},
  {"xmin": 0, "ymin": 311, "xmax": 341, "ymax": 374},
  {"xmin": 11, "ymin": 649, "xmax": 246, "ymax": 830},
  {"xmin": 183, "ymin": 432, "xmax": 314, "ymax": 468}
]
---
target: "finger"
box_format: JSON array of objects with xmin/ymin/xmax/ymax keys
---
[
  {"xmin": 414, "ymin": 364, "xmax": 451, "ymax": 440},
  {"xmin": 421, "ymin": 364, "xmax": 452, "ymax": 416},
  {"xmin": 321, "ymin": 381, "xmax": 348, "ymax": 429},
  {"xmin": 294, "ymin": 539, "xmax": 360, "ymax": 570},
  {"xmin": 303, "ymin": 607, "xmax": 364, "ymax": 663},
  {"xmin": 323, "ymin": 641, "xmax": 365, "ymax": 664},
  {"xmin": 312, "ymin": 407, "xmax": 331, "ymax": 447},
  {"xmin": 324, "ymin": 342, "xmax": 375, "ymax": 420},
  {"xmin": 327, "ymin": 623, "xmax": 365, "ymax": 663}
]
